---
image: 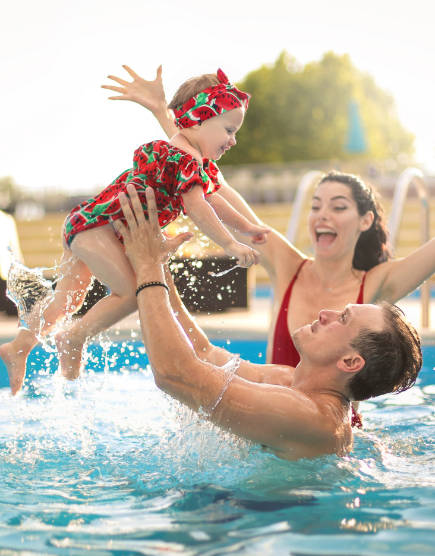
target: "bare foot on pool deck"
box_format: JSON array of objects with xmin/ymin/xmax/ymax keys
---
[
  {"xmin": 55, "ymin": 331, "xmax": 84, "ymax": 380},
  {"xmin": 0, "ymin": 342, "xmax": 28, "ymax": 395}
]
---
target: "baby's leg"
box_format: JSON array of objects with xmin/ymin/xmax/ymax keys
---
[
  {"xmin": 0, "ymin": 250, "xmax": 92, "ymax": 394},
  {"xmin": 56, "ymin": 225, "xmax": 138, "ymax": 379}
]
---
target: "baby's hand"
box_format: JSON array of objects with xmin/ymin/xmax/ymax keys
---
[
  {"xmin": 240, "ymin": 223, "xmax": 270, "ymax": 244},
  {"xmin": 101, "ymin": 65, "xmax": 166, "ymax": 113},
  {"xmin": 225, "ymin": 241, "xmax": 260, "ymax": 268}
]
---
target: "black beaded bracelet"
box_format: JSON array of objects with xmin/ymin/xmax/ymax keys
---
[{"xmin": 135, "ymin": 281, "xmax": 169, "ymax": 297}]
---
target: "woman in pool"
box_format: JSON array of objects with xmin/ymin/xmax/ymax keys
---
[{"xmin": 103, "ymin": 65, "xmax": 435, "ymax": 423}]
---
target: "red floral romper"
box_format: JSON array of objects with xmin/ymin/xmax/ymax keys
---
[{"xmin": 63, "ymin": 140, "xmax": 221, "ymax": 246}]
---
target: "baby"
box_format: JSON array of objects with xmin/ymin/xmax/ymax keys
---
[{"xmin": 0, "ymin": 68, "xmax": 268, "ymax": 393}]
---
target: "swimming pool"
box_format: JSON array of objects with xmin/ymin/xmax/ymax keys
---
[{"xmin": 0, "ymin": 339, "xmax": 434, "ymax": 554}]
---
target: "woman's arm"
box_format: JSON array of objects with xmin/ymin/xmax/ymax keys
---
[{"xmin": 368, "ymin": 238, "xmax": 435, "ymax": 303}]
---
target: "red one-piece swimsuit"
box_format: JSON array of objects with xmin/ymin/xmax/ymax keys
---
[{"xmin": 271, "ymin": 259, "xmax": 366, "ymax": 428}]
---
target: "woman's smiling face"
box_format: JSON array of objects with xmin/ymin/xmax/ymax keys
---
[{"xmin": 308, "ymin": 181, "xmax": 373, "ymax": 260}]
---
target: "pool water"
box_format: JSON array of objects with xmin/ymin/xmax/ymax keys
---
[{"xmin": 0, "ymin": 340, "xmax": 434, "ymax": 555}]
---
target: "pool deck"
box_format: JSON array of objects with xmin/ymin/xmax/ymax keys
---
[{"xmin": 1, "ymin": 295, "xmax": 435, "ymax": 344}]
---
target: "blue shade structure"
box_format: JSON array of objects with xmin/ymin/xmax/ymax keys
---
[{"xmin": 346, "ymin": 100, "xmax": 367, "ymax": 153}]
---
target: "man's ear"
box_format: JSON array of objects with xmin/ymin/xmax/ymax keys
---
[{"xmin": 337, "ymin": 353, "xmax": 365, "ymax": 374}]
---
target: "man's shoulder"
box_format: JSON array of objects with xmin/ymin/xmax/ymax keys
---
[
  {"xmin": 287, "ymin": 391, "xmax": 350, "ymax": 440},
  {"xmin": 272, "ymin": 394, "xmax": 352, "ymax": 459},
  {"xmin": 312, "ymin": 396, "xmax": 352, "ymax": 449}
]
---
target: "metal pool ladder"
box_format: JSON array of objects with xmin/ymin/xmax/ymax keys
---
[
  {"xmin": 286, "ymin": 171, "xmax": 323, "ymax": 242},
  {"xmin": 388, "ymin": 167, "xmax": 431, "ymax": 328}
]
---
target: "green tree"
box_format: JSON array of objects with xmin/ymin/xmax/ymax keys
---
[{"xmin": 224, "ymin": 51, "xmax": 414, "ymax": 164}]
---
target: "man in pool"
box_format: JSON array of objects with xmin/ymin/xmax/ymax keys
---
[{"xmin": 114, "ymin": 185, "xmax": 422, "ymax": 460}]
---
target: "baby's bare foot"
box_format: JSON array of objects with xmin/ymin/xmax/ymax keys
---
[
  {"xmin": 0, "ymin": 342, "xmax": 28, "ymax": 395},
  {"xmin": 55, "ymin": 331, "xmax": 83, "ymax": 380}
]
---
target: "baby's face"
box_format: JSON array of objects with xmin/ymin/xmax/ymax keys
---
[{"xmin": 195, "ymin": 108, "xmax": 244, "ymax": 160}]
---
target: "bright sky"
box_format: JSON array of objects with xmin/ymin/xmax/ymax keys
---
[{"xmin": 1, "ymin": 0, "xmax": 434, "ymax": 193}]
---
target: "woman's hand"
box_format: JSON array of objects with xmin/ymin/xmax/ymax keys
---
[
  {"xmin": 113, "ymin": 185, "xmax": 193, "ymax": 274},
  {"xmin": 101, "ymin": 65, "xmax": 166, "ymax": 114}
]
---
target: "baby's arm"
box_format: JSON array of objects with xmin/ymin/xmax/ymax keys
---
[
  {"xmin": 208, "ymin": 193, "xmax": 270, "ymax": 244},
  {"xmin": 182, "ymin": 187, "xmax": 259, "ymax": 267},
  {"xmin": 102, "ymin": 65, "xmax": 177, "ymax": 138}
]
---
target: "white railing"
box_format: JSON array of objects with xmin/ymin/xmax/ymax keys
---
[
  {"xmin": 388, "ymin": 167, "xmax": 431, "ymax": 328},
  {"xmin": 286, "ymin": 171, "xmax": 323, "ymax": 242}
]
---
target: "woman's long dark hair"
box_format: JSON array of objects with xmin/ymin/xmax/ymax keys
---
[{"xmin": 317, "ymin": 171, "xmax": 391, "ymax": 271}]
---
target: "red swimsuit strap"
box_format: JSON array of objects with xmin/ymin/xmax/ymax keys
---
[
  {"xmin": 278, "ymin": 259, "xmax": 308, "ymax": 321},
  {"xmin": 271, "ymin": 259, "xmax": 308, "ymax": 365},
  {"xmin": 356, "ymin": 272, "xmax": 367, "ymax": 304}
]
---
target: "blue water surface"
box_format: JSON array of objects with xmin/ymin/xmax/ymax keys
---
[{"xmin": 0, "ymin": 339, "xmax": 434, "ymax": 555}]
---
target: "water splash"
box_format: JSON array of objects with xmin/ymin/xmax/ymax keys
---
[
  {"xmin": 6, "ymin": 260, "xmax": 55, "ymax": 331},
  {"xmin": 208, "ymin": 264, "xmax": 240, "ymax": 278},
  {"xmin": 207, "ymin": 356, "xmax": 241, "ymax": 414}
]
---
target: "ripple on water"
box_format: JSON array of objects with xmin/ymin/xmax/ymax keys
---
[{"xmin": 0, "ymin": 353, "xmax": 434, "ymax": 554}]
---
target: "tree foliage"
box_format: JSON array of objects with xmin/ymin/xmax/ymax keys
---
[{"xmin": 224, "ymin": 51, "xmax": 414, "ymax": 164}]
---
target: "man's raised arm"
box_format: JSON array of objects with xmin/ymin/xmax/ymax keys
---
[
  {"xmin": 164, "ymin": 264, "xmax": 295, "ymax": 386},
  {"xmin": 113, "ymin": 186, "xmax": 332, "ymax": 456}
]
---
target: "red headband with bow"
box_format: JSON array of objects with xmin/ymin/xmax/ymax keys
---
[{"xmin": 173, "ymin": 69, "xmax": 250, "ymax": 129}]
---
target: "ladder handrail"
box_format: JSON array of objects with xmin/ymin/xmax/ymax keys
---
[
  {"xmin": 388, "ymin": 167, "xmax": 430, "ymax": 328},
  {"xmin": 286, "ymin": 171, "xmax": 323, "ymax": 243},
  {"xmin": 388, "ymin": 167, "xmax": 428, "ymax": 246}
]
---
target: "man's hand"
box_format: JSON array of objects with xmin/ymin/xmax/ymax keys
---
[
  {"xmin": 113, "ymin": 185, "xmax": 193, "ymax": 274},
  {"xmin": 101, "ymin": 65, "xmax": 166, "ymax": 113}
]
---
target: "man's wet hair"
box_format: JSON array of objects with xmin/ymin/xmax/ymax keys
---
[{"xmin": 348, "ymin": 302, "xmax": 422, "ymax": 401}]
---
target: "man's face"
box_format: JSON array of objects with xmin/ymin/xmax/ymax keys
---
[
  {"xmin": 195, "ymin": 108, "xmax": 244, "ymax": 160},
  {"xmin": 293, "ymin": 304, "xmax": 385, "ymax": 365}
]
